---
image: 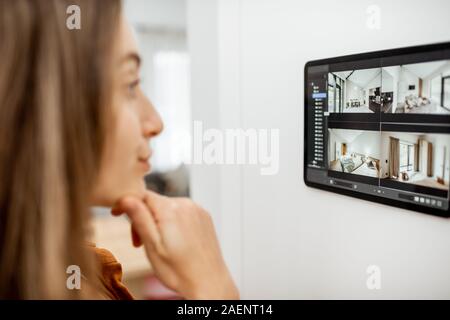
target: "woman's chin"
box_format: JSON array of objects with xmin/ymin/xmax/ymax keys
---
[
  {"xmin": 91, "ymin": 179, "xmax": 148, "ymax": 208},
  {"xmin": 116, "ymin": 182, "xmax": 148, "ymax": 202}
]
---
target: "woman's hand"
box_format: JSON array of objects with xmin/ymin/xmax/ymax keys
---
[{"xmin": 111, "ymin": 190, "xmax": 239, "ymax": 300}]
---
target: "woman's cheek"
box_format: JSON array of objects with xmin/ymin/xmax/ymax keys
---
[
  {"xmin": 119, "ymin": 107, "xmax": 147, "ymax": 189},
  {"xmin": 117, "ymin": 106, "xmax": 139, "ymax": 150}
]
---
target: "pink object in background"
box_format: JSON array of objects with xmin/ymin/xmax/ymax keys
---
[{"xmin": 143, "ymin": 275, "xmax": 183, "ymax": 300}]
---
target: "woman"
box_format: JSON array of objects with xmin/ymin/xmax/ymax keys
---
[{"xmin": 0, "ymin": 0, "xmax": 239, "ymax": 299}]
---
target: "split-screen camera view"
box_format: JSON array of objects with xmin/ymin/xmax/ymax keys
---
[{"xmin": 326, "ymin": 59, "xmax": 450, "ymax": 197}]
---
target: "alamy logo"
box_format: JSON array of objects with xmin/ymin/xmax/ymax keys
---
[
  {"xmin": 190, "ymin": 121, "xmax": 280, "ymax": 175},
  {"xmin": 366, "ymin": 5, "xmax": 381, "ymax": 30},
  {"xmin": 366, "ymin": 265, "xmax": 381, "ymax": 290},
  {"xmin": 66, "ymin": 5, "xmax": 81, "ymax": 30},
  {"xmin": 66, "ymin": 265, "xmax": 81, "ymax": 290}
]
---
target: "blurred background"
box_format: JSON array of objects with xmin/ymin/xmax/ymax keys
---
[{"xmin": 93, "ymin": 0, "xmax": 450, "ymax": 299}]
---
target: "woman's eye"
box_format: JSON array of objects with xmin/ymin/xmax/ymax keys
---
[{"xmin": 127, "ymin": 80, "xmax": 140, "ymax": 98}]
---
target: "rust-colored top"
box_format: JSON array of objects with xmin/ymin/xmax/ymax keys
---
[{"xmin": 88, "ymin": 243, "xmax": 134, "ymax": 300}]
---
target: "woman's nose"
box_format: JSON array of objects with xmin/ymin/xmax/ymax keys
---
[{"xmin": 142, "ymin": 98, "xmax": 164, "ymax": 138}]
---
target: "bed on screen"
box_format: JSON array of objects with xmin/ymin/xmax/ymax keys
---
[{"xmin": 329, "ymin": 153, "xmax": 380, "ymax": 178}]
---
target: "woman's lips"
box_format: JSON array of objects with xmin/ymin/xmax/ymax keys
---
[
  {"xmin": 138, "ymin": 149, "xmax": 152, "ymax": 173},
  {"xmin": 138, "ymin": 157, "xmax": 151, "ymax": 172}
]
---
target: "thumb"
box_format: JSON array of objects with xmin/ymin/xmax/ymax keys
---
[{"xmin": 115, "ymin": 196, "xmax": 161, "ymax": 253}]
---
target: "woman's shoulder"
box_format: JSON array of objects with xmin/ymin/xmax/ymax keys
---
[{"xmin": 87, "ymin": 242, "xmax": 135, "ymax": 300}]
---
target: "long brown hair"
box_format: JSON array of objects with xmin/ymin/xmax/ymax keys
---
[{"xmin": 0, "ymin": 0, "xmax": 121, "ymax": 299}]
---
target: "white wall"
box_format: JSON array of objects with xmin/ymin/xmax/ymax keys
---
[
  {"xmin": 188, "ymin": 0, "xmax": 450, "ymax": 299},
  {"xmin": 328, "ymin": 130, "xmax": 343, "ymax": 161},
  {"xmin": 346, "ymin": 80, "xmax": 365, "ymax": 106},
  {"xmin": 124, "ymin": 0, "xmax": 186, "ymax": 31},
  {"xmin": 330, "ymin": 129, "xmax": 381, "ymax": 161},
  {"xmin": 382, "ymin": 69, "xmax": 393, "ymax": 92},
  {"xmin": 398, "ymin": 67, "xmax": 420, "ymax": 103},
  {"xmin": 383, "ymin": 66, "xmax": 400, "ymax": 111},
  {"xmin": 349, "ymin": 131, "xmax": 381, "ymax": 160}
]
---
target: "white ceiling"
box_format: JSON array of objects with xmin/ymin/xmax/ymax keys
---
[
  {"xmin": 332, "ymin": 129, "xmax": 364, "ymax": 143},
  {"xmin": 333, "ymin": 71, "xmax": 353, "ymax": 80},
  {"xmin": 403, "ymin": 60, "xmax": 449, "ymax": 79},
  {"xmin": 334, "ymin": 68, "xmax": 381, "ymax": 88}
]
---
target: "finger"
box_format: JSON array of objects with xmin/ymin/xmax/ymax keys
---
[
  {"xmin": 111, "ymin": 206, "xmax": 124, "ymax": 216},
  {"xmin": 116, "ymin": 196, "xmax": 161, "ymax": 252},
  {"xmin": 142, "ymin": 190, "xmax": 169, "ymax": 221},
  {"xmin": 131, "ymin": 224, "xmax": 142, "ymax": 247}
]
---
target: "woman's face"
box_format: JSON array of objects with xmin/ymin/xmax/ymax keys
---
[{"xmin": 91, "ymin": 16, "xmax": 163, "ymax": 207}]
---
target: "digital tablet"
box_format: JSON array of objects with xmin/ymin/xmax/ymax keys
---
[{"xmin": 304, "ymin": 42, "xmax": 450, "ymax": 217}]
